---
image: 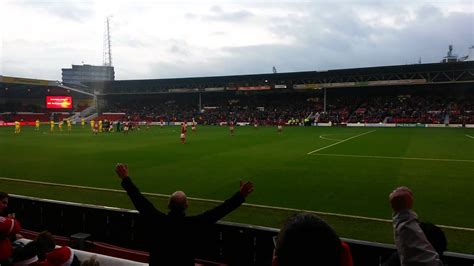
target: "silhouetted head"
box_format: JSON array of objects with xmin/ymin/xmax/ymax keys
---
[
  {"xmin": 273, "ymin": 212, "xmax": 341, "ymax": 266},
  {"xmin": 81, "ymin": 255, "xmax": 100, "ymax": 266},
  {"xmin": 168, "ymin": 191, "xmax": 188, "ymax": 213},
  {"xmin": 33, "ymin": 231, "xmax": 56, "ymax": 260},
  {"xmin": 0, "ymin": 192, "xmax": 8, "ymax": 215}
]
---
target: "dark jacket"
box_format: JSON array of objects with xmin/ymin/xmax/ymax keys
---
[{"xmin": 121, "ymin": 177, "xmax": 246, "ymax": 266}]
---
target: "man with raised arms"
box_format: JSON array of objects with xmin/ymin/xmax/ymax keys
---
[{"xmin": 115, "ymin": 163, "xmax": 253, "ymax": 266}]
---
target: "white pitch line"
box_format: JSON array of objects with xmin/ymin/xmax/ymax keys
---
[
  {"xmin": 308, "ymin": 130, "xmax": 376, "ymax": 155},
  {"xmin": 310, "ymin": 153, "xmax": 474, "ymax": 163},
  {"xmin": 2, "ymin": 176, "xmax": 474, "ymax": 232},
  {"xmin": 0, "ymin": 177, "xmax": 223, "ymax": 204},
  {"xmin": 319, "ymin": 134, "xmax": 343, "ymax": 141},
  {"xmin": 466, "ymin": 134, "xmax": 474, "ymax": 139}
]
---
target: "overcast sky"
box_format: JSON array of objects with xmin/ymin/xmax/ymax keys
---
[{"xmin": 1, "ymin": 0, "xmax": 473, "ymax": 81}]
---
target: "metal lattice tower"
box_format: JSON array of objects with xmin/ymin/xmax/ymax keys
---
[{"xmin": 103, "ymin": 16, "xmax": 113, "ymax": 66}]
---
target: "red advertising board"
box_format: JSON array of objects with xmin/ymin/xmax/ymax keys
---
[
  {"xmin": 46, "ymin": 96, "xmax": 72, "ymax": 109},
  {"xmin": 0, "ymin": 122, "xmax": 36, "ymax": 126}
]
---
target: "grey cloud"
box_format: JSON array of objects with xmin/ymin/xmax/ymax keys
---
[
  {"xmin": 185, "ymin": 13, "xmax": 198, "ymax": 20},
  {"xmin": 168, "ymin": 40, "xmax": 191, "ymax": 56},
  {"xmin": 146, "ymin": 44, "xmax": 310, "ymax": 79},
  {"xmin": 210, "ymin": 5, "xmax": 223, "ymax": 13},
  {"xmin": 143, "ymin": 3, "xmax": 473, "ymax": 80},
  {"xmin": 121, "ymin": 39, "xmax": 148, "ymax": 48},
  {"xmin": 415, "ymin": 4, "xmax": 443, "ymax": 20},
  {"xmin": 211, "ymin": 31, "xmax": 227, "ymax": 36},
  {"xmin": 5, "ymin": 1, "xmax": 474, "ymax": 80},
  {"xmin": 263, "ymin": 3, "xmax": 473, "ymax": 68},
  {"xmin": 186, "ymin": 5, "xmax": 254, "ymax": 22},
  {"xmin": 13, "ymin": 0, "xmax": 94, "ymax": 22},
  {"xmin": 204, "ymin": 10, "xmax": 254, "ymax": 22}
]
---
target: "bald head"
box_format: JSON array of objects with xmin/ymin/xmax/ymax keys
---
[{"xmin": 168, "ymin": 191, "xmax": 188, "ymax": 212}]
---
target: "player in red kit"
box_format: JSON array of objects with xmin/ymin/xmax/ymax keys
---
[
  {"xmin": 277, "ymin": 119, "xmax": 284, "ymax": 134},
  {"xmin": 180, "ymin": 122, "xmax": 187, "ymax": 144},
  {"xmin": 93, "ymin": 121, "xmax": 99, "ymax": 135},
  {"xmin": 160, "ymin": 117, "xmax": 164, "ymax": 127},
  {"xmin": 229, "ymin": 120, "xmax": 235, "ymax": 136}
]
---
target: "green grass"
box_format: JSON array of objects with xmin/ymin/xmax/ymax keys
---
[{"xmin": 1, "ymin": 125, "xmax": 473, "ymax": 253}]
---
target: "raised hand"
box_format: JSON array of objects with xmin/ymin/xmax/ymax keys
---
[
  {"xmin": 239, "ymin": 180, "xmax": 254, "ymax": 198},
  {"xmin": 389, "ymin": 186, "xmax": 413, "ymax": 213},
  {"xmin": 115, "ymin": 163, "xmax": 129, "ymax": 179}
]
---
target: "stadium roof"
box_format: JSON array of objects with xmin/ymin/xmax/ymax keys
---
[
  {"xmin": 86, "ymin": 61, "xmax": 474, "ymax": 95},
  {"xmin": 0, "ymin": 75, "xmax": 60, "ymax": 87},
  {"xmin": 0, "ymin": 75, "xmax": 94, "ymax": 97}
]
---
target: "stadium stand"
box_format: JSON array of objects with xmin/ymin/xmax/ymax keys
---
[
  {"xmin": 2, "ymin": 62, "xmax": 474, "ymax": 125},
  {"xmin": 95, "ymin": 86, "xmax": 474, "ymax": 126},
  {"xmin": 3, "ymin": 87, "xmax": 472, "ymax": 126},
  {"xmin": 78, "ymin": 61, "xmax": 473, "ymax": 126},
  {"xmin": 95, "ymin": 113, "xmax": 127, "ymax": 122}
]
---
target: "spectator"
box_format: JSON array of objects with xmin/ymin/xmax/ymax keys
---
[
  {"xmin": 115, "ymin": 163, "xmax": 254, "ymax": 266},
  {"xmin": 81, "ymin": 255, "xmax": 100, "ymax": 266},
  {"xmin": 0, "ymin": 192, "xmax": 9, "ymax": 216},
  {"xmin": 389, "ymin": 186, "xmax": 443, "ymax": 266},
  {"xmin": 32, "ymin": 231, "xmax": 56, "ymax": 261},
  {"xmin": 272, "ymin": 212, "xmax": 353, "ymax": 266},
  {"xmin": 0, "ymin": 216, "xmax": 22, "ymax": 262},
  {"xmin": 42, "ymin": 246, "xmax": 80, "ymax": 266},
  {"xmin": 383, "ymin": 222, "xmax": 447, "ymax": 266},
  {"xmin": 12, "ymin": 242, "xmax": 39, "ymax": 265},
  {"xmin": 12, "ymin": 237, "xmax": 79, "ymax": 266},
  {"xmin": 0, "ymin": 192, "xmax": 23, "ymax": 244}
]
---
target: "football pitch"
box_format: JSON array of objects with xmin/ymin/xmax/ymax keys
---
[{"xmin": 1, "ymin": 125, "xmax": 473, "ymax": 253}]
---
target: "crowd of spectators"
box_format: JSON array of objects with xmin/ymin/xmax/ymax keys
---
[
  {"xmin": 446, "ymin": 98, "xmax": 474, "ymax": 124},
  {"xmin": 0, "ymin": 103, "xmax": 44, "ymax": 113},
  {"xmin": 2, "ymin": 91, "xmax": 473, "ymax": 125},
  {"xmin": 0, "ymin": 175, "xmax": 454, "ymax": 266},
  {"xmin": 345, "ymin": 95, "xmax": 449, "ymax": 124},
  {"xmin": 103, "ymin": 92, "xmax": 474, "ymax": 125},
  {"xmin": 0, "ymin": 192, "xmax": 97, "ymax": 266}
]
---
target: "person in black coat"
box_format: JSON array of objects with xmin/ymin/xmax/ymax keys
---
[{"xmin": 115, "ymin": 163, "xmax": 254, "ymax": 266}]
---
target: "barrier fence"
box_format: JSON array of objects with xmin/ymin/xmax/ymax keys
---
[{"xmin": 8, "ymin": 195, "xmax": 474, "ymax": 266}]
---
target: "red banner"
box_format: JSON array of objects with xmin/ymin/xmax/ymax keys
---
[
  {"xmin": 0, "ymin": 122, "xmax": 36, "ymax": 126},
  {"xmin": 46, "ymin": 96, "xmax": 72, "ymax": 109}
]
